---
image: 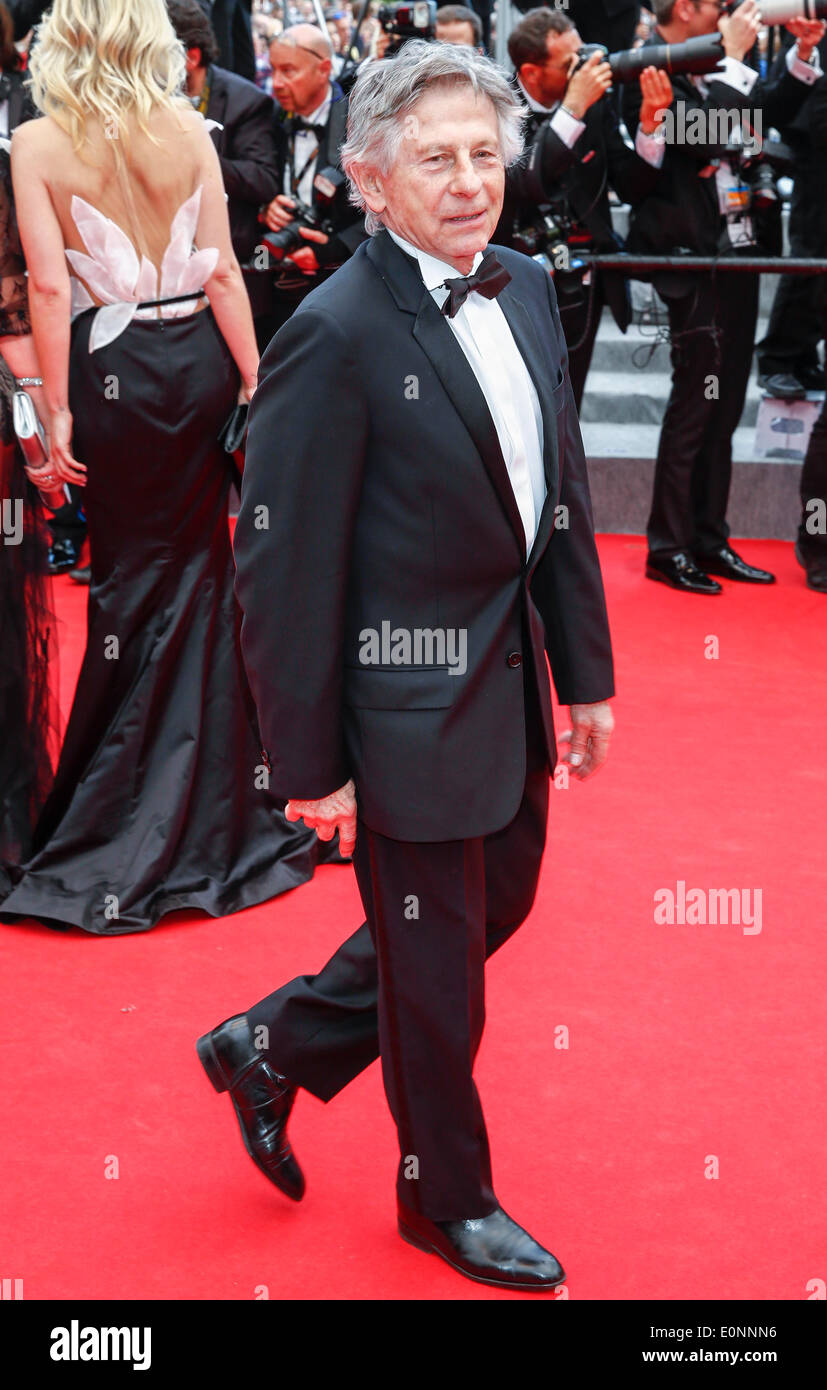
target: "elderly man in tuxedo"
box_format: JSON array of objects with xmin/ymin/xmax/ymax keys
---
[{"xmin": 197, "ymin": 40, "xmax": 615, "ymax": 1292}]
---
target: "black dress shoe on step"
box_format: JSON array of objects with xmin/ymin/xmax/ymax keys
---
[
  {"xmin": 757, "ymin": 371, "xmax": 806, "ymax": 400},
  {"xmin": 694, "ymin": 545, "xmax": 775, "ymax": 584},
  {"xmin": 796, "ymin": 365, "xmax": 825, "ymax": 394},
  {"xmin": 795, "ymin": 542, "xmax": 827, "ymax": 592},
  {"xmin": 397, "ymin": 1200, "xmax": 566, "ymax": 1291},
  {"xmin": 645, "ymin": 551, "xmax": 722, "ymax": 594},
  {"xmin": 196, "ymin": 1014, "xmax": 305, "ymax": 1201}
]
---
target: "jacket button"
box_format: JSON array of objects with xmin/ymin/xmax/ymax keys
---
[{"xmin": 506, "ymin": 651, "xmax": 522, "ymax": 668}]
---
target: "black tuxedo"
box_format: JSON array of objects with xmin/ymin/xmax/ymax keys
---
[
  {"xmin": 234, "ymin": 230, "xmax": 613, "ymax": 1220},
  {"xmin": 496, "ymin": 88, "xmax": 658, "ymax": 405},
  {"xmin": 252, "ymin": 82, "xmax": 368, "ymax": 350},
  {"xmin": 204, "ymin": 65, "xmax": 280, "ymax": 322},
  {"xmin": 198, "ymin": 0, "xmax": 255, "ymax": 83},
  {"xmin": 236, "ymin": 230, "xmax": 613, "ymax": 842}
]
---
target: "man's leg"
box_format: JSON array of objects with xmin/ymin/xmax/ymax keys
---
[
  {"xmin": 647, "ymin": 278, "xmax": 720, "ymax": 557},
  {"xmin": 691, "ymin": 272, "xmax": 759, "ymax": 555}
]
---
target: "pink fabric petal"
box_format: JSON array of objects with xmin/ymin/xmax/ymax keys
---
[
  {"xmin": 69, "ymin": 275, "xmax": 96, "ymax": 318},
  {"xmin": 70, "ymin": 195, "xmax": 140, "ymax": 293},
  {"xmin": 65, "ymin": 249, "xmax": 123, "ymax": 304},
  {"xmin": 136, "ymin": 255, "xmax": 159, "ymax": 302}
]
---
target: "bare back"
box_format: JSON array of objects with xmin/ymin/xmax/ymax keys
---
[{"xmin": 16, "ymin": 104, "xmax": 231, "ymax": 346}]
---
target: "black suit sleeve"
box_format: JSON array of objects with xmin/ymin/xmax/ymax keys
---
[
  {"xmin": 233, "ymin": 306, "xmax": 369, "ymax": 801},
  {"xmin": 602, "ymin": 101, "xmax": 659, "ymax": 206},
  {"xmin": 218, "ymin": 89, "xmax": 281, "ymax": 209},
  {"xmin": 7, "ymin": 0, "xmax": 49, "ymax": 38},
  {"xmin": 531, "ymin": 270, "xmax": 615, "ymax": 706}
]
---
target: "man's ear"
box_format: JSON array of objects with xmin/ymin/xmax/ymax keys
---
[{"xmin": 352, "ymin": 165, "xmax": 386, "ymax": 216}]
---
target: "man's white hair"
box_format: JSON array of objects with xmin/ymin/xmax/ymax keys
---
[{"xmin": 340, "ymin": 39, "xmax": 527, "ymax": 235}]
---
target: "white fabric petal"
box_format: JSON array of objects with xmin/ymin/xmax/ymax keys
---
[
  {"xmin": 69, "ymin": 274, "xmax": 96, "ymax": 319},
  {"xmin": 160, "ymin": 184, "xmax": 203, "ymax": 296},
  {"xmin": 136, "ymin": 255, "xmax": 159, "ymax": 302},
  {"xmin": 65, "ymin": 248, "xmax": 123, "ymax": 304},
  {"xmin": 88, "ymin": 301, "xmax": 140, "ymax": 353},
  {"xmin": 70, "ymin": 195, "xmax": 140, "ymax": 295}
]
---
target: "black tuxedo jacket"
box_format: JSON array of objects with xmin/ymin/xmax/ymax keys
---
[
  {"xmin": 234, "ymin": 230, "xmax": 614, "ymax": 842},
  {"xmin": 496, "ymin": 89, "xmax": 659, "ymax": 330},
  {"xmin": 271, "ymin": 83, "xmax": 368, "ymax": 269},
  {"xmin": 206, "ymin": 65, "xmax": 279, "ymax": 262},
  {"xmin": 621, "ymin": 31, "xmax": 814, "ymax": 294}
]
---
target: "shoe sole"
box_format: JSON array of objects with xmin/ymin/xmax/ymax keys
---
[
  {"xmin": 196, "ymin": 1032, "xmax": 305, "ymax": 1201},
  {"xmin": 397, "ymin": 1218, "xmax": 566, "ymax": 1292},
  {"xmin": 645, "ymin": 567, "xmax": 721, "ymax": 594}
]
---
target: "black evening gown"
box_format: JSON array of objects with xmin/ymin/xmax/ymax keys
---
[{"xmin": 0, "ymin": 302, "xmax": 338, "ymax": 934}]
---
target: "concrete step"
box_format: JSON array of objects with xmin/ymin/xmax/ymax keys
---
[
  {"xmin": 589, "ymin": 310, "xmax": 772, "ymax": 373},
  {"xmin": 580, "ymin": 370, "xmax": 771, "ymax": 427},
  {"xmin": 581, "ymin": 421, "xmax": 763, "ymax": 461}
]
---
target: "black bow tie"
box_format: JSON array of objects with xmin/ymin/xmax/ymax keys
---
[
  {"xmin": 440, "ymin": 251, "xmax": 511, "ymax": 318},
  {"xmin": 290, "ymin": 115, "xmax": 326, "ymax": 140}
]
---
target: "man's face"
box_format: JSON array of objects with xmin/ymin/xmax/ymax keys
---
[
  {"xmin": 358, "ymin": 85, "xmax": 505, "ymax": 274},
  {"xmin": 435, "ymin": 20, "xmax": 477, "ymax": 47},
  {"xmin": 523, "ymin": 28, "xmax": 582, "ymax": 108},
  {"xmin": 269, "ymin": 40, "xmax": 331, "ymax": 113},
  {"xmin": 676, "ymin": 0, "xmax": 726, "ymax": 37}
]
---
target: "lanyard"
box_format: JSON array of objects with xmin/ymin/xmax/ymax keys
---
[{"xmin": 288, "ymin": 135, "xmax": 320, "ymax": 198}]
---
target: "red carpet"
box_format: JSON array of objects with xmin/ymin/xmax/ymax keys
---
[{"xmin": 1, "ymin": 536, "xmax": 825, "ymax": 1300}]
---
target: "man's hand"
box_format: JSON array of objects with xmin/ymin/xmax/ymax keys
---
[
  {"xmin": 638, "ymin": 66, "xmax": 673, "ymax": 134},
  {"xmin": 563, "ymin": 50, "xmax": 613, "ymax": 120},
  {"xmin": 719, "ymin": 0, "xmax": 761, "ymax": 61},
  {"xmin": 784, "ymin": 17, "xmax": 826, "ymax": 62},
  {"xmin": 557, "ymin": 701, "xmax": 614, "ymax": 780},
  {"xmin": 287, "ymin": 225, "xmax": 330, "ymax": 275},
  {"xmin": 285, "ymin": 778, "xmax": 357, "ymax": 855},
  {"xmin": 263, "ymin": 193, "xmax": 299, "ymax": 232}
]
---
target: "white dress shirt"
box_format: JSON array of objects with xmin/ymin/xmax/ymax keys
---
[
  {"xmin": 387, "ymin": 227, "xmax": 547, "ymax": 558},
  {"xmin": 284, "ymin": 85, "xmax": 333, "ymax": 206}
]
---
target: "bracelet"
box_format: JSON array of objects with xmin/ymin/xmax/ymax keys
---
[{"xmin": 15, "ymin": 376, "xmax": 43, "ymax": 387}]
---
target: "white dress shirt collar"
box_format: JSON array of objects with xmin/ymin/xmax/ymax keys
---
[{"xmin": 385, "ymin": 227, "xmax": 485, "ymax": 303}]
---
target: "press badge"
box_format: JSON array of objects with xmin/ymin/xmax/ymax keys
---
[{"xmin": 314, "ymin": 172, "xmax": 337, "ymax": 199}]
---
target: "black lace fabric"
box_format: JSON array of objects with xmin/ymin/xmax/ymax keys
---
[{"xmin": 0, "ymin": 146, "xmax": 59, "ymax": 876}]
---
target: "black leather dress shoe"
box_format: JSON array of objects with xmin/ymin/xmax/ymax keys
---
[
  {"xmin": 646, "ymin": 551, "xmax": 722, "ymax": 594},
  {"xmin": 795, "ymin": 542, "xmax": 827, "ymax": 593},
  {"xmin": 69, "ymin": 565, "xmax": 91, "ymax": 585},
  {"xmin": 695, "ymin": 545, "xmax": 776, "ymax": 584},
  {"xmin": 47, "ymin": 537, "xmax": 80, "ymax": 574},
  {"xmin": 196, "ymin": 1014, "xmax": 305, "ymax": 1201},
  {"xmin": 397, "ymin": 1200, "xmax": 566, "ymax": 1291},
  {"xmin": 758, "ymin": 371, "xmax": 806, "ymax": 400}
]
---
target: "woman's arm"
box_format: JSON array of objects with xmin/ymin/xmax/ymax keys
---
[
  {"xmin": 192, "ymin": 115, "xmax": 260, "ymax": 401},
  {"xmin": 10, "ymin": 124, "xmax": 85, "ymax": 483}
]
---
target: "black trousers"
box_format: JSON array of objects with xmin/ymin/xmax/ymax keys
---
[
  {"xmin": 557, "ymin": 275, "xmax": 604, "ymax": 414},
  {"xmin": 756, "ymin": 190, "xmax": 825, "ymax": 378},
  {"xmin": 246, "ymin": 694, "xmax": 551, "ymax": 1221},
  {"xmin": 799, "ymin": 361, "xmax": 827, "ymax": 561},
  {"xmin": 648, "ymin": 269, "xmax": 759, "ymax": 558}
]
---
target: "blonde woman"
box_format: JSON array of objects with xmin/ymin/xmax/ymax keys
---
[{"xmin": 0, "ymin": 0, "xmax": 341, "ymax": 934}]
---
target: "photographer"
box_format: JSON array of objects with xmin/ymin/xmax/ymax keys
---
[
  {"xmin": 169, "ymin": 0, "xmax": 281, "ymax": 352},
  {"xmin": 495, "ymin": 7, "xmax": 673, "ymax": 408},
  {"xmin": 622, "ymin": 0, "xmax": 824, "ymax": 593},
  {"xmin": 255, "ymin": 23, "xmax": 367, "ymax": 349}
]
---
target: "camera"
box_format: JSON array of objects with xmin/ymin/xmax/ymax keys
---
[
  {"xmin": 724, "ymin": 137, "xmax": 794, "ymax": 210},
  {"xmin": 723, "ymin": 0, "xmax": 827, "ymax": 19},
  {"xmin": 572, "ymin": 33, "xmax": 727, "ymax": 83},
  {"xmin": 257, "ymin": 167, "xmax": 345, "ymax": 265},
  {"xmin": 377, "ymin": 1, "xmax": 437, "ymax": 50}
]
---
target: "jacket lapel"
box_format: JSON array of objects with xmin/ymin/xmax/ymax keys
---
[
  {"xmin": 495, "ymin": 280, "xmax": 562, "ymax": 571},
  {"xmin": 367, "ymin": 230, "xmax": 527, "ymax": 558}
]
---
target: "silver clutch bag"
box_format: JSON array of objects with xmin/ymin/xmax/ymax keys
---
[{"xmin": 12, "ymin": 389, "xmax": 68, "ymax": 510}]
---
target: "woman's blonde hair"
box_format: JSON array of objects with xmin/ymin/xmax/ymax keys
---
[{"xmin": 27, "ymin": 0, "xmax": 192, "ymax": 157}]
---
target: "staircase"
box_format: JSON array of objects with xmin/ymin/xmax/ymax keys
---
[{"xmin": 580, "ymin": 211, "xmax": 823, "ymax": 539}]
